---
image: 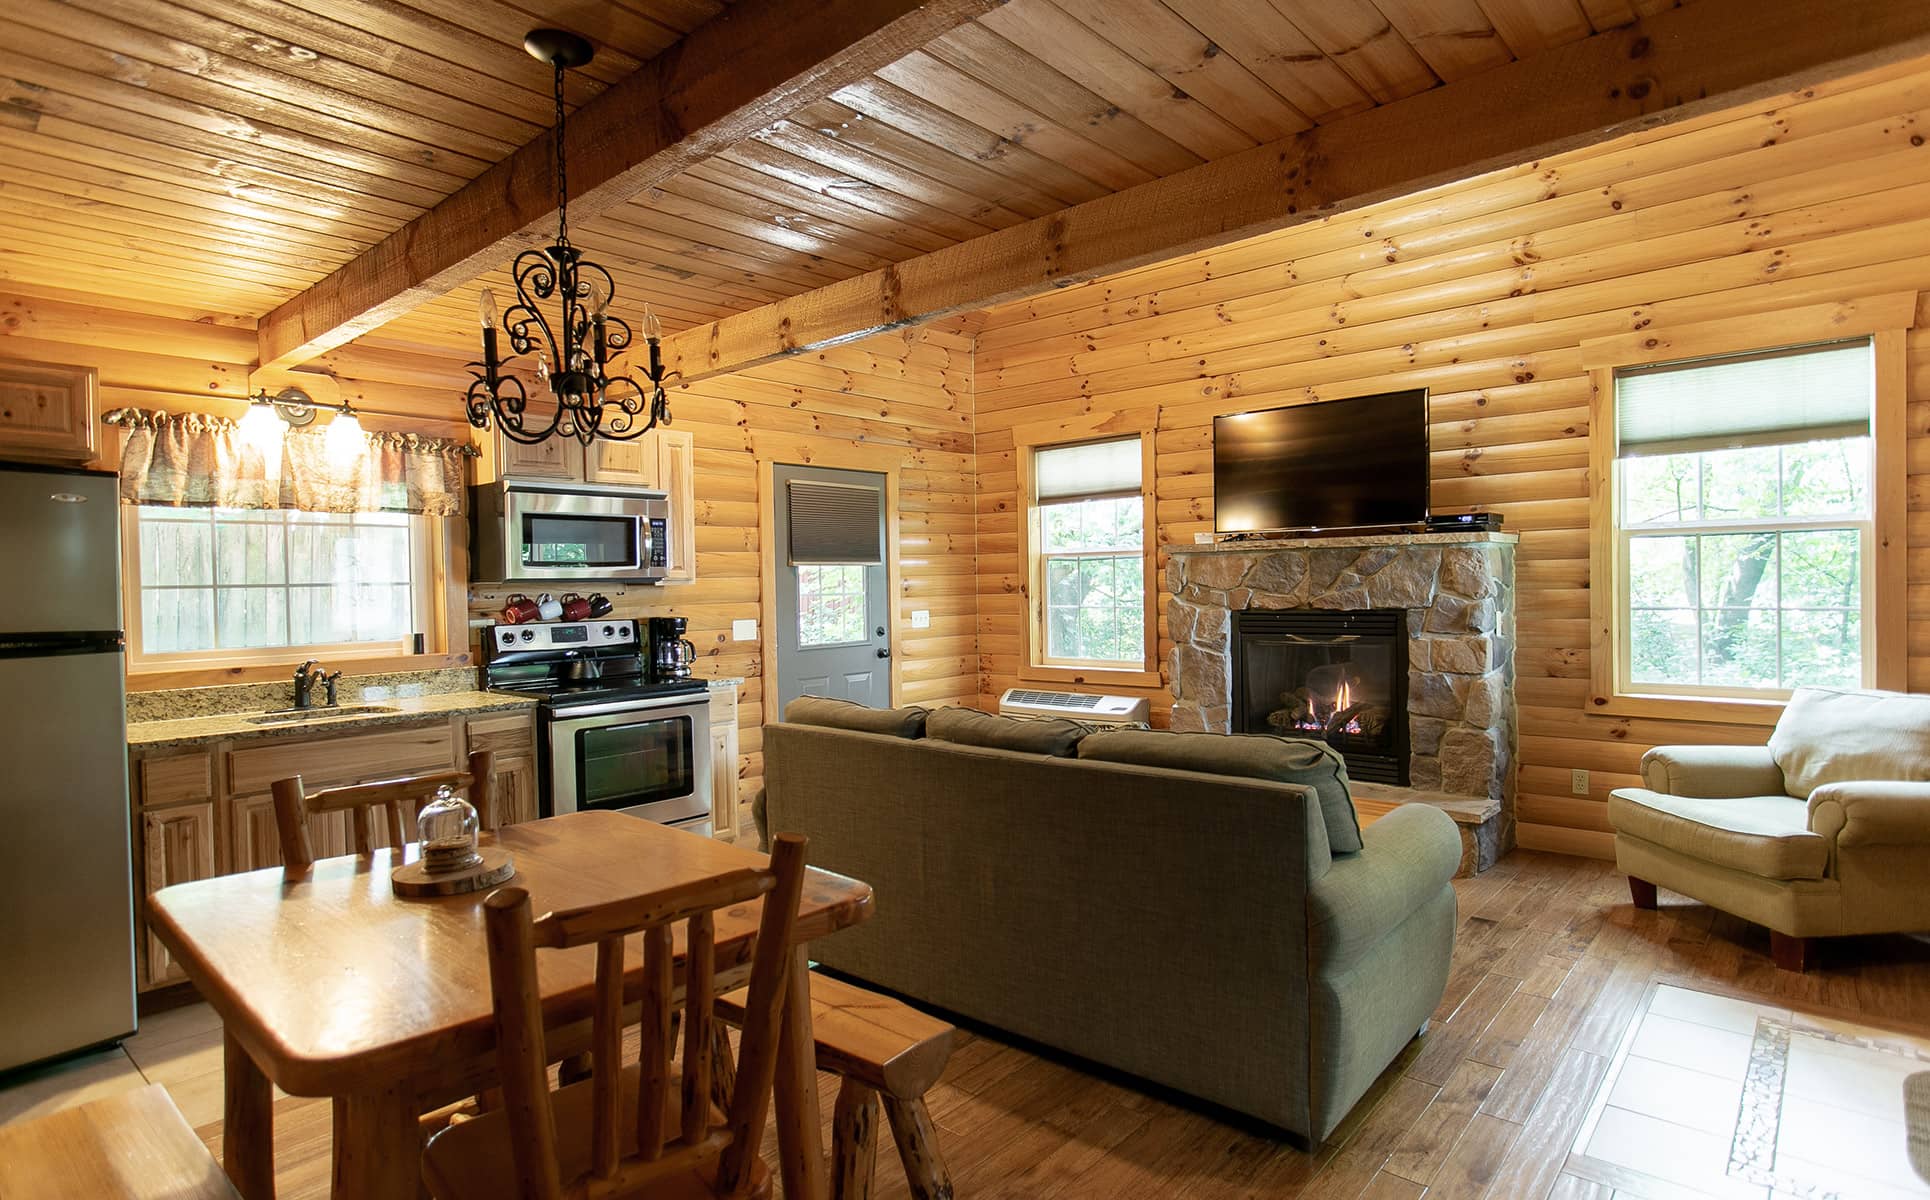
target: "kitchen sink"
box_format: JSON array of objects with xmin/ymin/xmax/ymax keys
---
[{"xmin": 245, "ymin": 704, "xmax": 402, "ymax": 726}]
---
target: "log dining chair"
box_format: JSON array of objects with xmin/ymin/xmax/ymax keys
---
[
  {"xmin": 420, "ymin": 832, "xmax": 810, "ymax": 1200},
  {"xmin": 270, "ymin": 749, "xmax": 497, "ymax": 870}
]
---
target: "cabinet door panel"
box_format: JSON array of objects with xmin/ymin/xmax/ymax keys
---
[
  {"xmin": 656, "ymin": 429, "xmax": 696, "ymax": 581},
  {"xmin": 229, "ymin": 794, "xmax": 350, "ymax": 873},
  {"xmin": 0, "ymin": 361, "xmax": 96, "ymax": 462},
  {"xmin": 141, "ymin": 802, "xmax": 215, "ymax": 988},
  {"xmin": 494, "ymin": 755, "xmax": 541, "ymax": 827},
  {"xmin": 585, "ymin": 432, "xmax": 658, "ymax": 487},
  {"xmin": 498, "ymin": 406, "xmax": 583, "ymax": 480}
]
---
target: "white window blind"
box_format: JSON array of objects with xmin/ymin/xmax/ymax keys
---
[
  {"xmin": 787, "ymin": 479, "xmax": 883, "ymax": 565},
  {"xmin": 1616, "ymin": 340, "xmax": 1873, "ymax": 458},
  {"xmin": 1035, "ymin": 437, "xmax": 1141, "ymax": 501}
]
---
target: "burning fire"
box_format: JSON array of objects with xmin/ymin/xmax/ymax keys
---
[{"xmin": 1284, "ymin": 677, "xmax": 1365, "ymax": 735}]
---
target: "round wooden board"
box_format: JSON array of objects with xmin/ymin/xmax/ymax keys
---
[{"xmin": 390, "ymin": 845, "xmax": 516, "ymax": 898}]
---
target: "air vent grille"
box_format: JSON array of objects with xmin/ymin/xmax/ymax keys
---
[{"xmin": 1005, "ymin": 689, "xmax": 1103, "ymax": 709}]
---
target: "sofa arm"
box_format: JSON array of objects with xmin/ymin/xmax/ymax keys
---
[
  {"xmin": 1308, "ymin": 805, "xmax": 1460, "ymax": 974},
  {"xmin": 1808, "ymin": 781, "xmax": 1930, "ymax": 848},
  {"xmin": 749, "ymin": 787, "xmax": 770, "ymax": 852},
  {"xmin": 1640, "ymin": 745, "xmax": 1785, "ymax": 798}
]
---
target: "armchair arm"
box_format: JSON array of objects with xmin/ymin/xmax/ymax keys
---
[
  {"xmin": 1308, "ymin": 805, "xmax": 1460, "ymax": 974},
  {"xmin": 1640, "ymin": 745, "xmax": 1785, "ymax": 798},
  {"xmin": 1807, "ymin": 781, "xmax": 1930, "ymax": 848}
]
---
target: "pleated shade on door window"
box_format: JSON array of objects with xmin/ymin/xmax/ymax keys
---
[
  {"xmin": 787, "ymin": 480, "xmax": 883, "ymax": 565},
  {"xmin": 1615, "ymin": 339, "xmax": 1874, "ymax": 458}
]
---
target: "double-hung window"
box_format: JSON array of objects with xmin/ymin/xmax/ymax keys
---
[
  {"xmin": 1030, "ymin": 435, "xmax": 1151, "ymax": 671},
  {"xmin": 127, "ymin": 507, "xmax": 434, "ymax": 667},
  {"xmin": 1611, "ymin": 339, "xmax": 1875, "ymax": 699}
]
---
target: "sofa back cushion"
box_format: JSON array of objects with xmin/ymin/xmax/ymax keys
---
[
  {"xmin": 926, "ymin": 706, "xmax": 1090, "ymax": 757},
  {"xmin": 1078, "ymin": 729, "xmax": 1364, "ymax": 854},
  {"xmin": 1769, "ymin": 686, "xmax": 1930, "ymax": 796},
  {"xmin": 784, "ymin": 695, "xmax": 929, "ymax": 739}
]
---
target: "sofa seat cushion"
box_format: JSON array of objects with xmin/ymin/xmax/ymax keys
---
[
  {"xmin": 1608, "ymin": 788, "xmax": 1829, "ymax": 881},
  {"xmin": 784, "ymin": 696, "xmax": 929, "ymax": 738},
  {"xmin": 926, "ymin": 706, "xmax": 1090, "ymax": 756},
  {"xmin": 1078, "ymin": 729, "xmax": 1363, "ymax": 853},
  {"xmin": 1768, "ymin": 686, "xmax": 1930, "ymax": 797}
]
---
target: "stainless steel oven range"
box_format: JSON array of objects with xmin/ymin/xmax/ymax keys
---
[{"xmin": 481, "ymin": 618, "xmax": 711, "ymax": 831}]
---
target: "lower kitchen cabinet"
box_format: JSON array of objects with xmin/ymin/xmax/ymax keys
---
[
  {"xmin": 128, "ymin": 706, "xmax": 539, "ymax": 991},
  {"xmin": 138, "ymin": 802, "xmax": 215, "ymax": 988},
  {"xmin": 464, "ymin": 713, "xmax": 540, "ymax": 827},
  {"xmin": 709, "ymin": 684, "xmax": 740, "ymax": 841}
]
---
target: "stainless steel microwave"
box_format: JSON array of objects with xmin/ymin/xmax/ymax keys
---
[{"xmin": 471, "ymin": 480, "xmax": 671, "ymax": 584}]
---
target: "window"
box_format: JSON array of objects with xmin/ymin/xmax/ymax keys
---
[
  {"xmin": 1611, "ymin": 340, "xmax": 1875, "ymax": 700},
  {"xmin": 128, "ymin": 507, "xmax": 433, "ymax": 666},
  {"xmin": 1029, "ymin": 435, "xmax": 1152, "ymax": 671},
  {"xmin": 796, "ymin": 564, "xmax": 869, "ymax": 648}
]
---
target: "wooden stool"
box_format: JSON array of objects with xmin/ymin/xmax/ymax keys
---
[
  {"xmin": 716, "ymin": 973, "xmax": 955, "ymax": 1200},
  {"xmin": 0, "ymin": 1084, "xmax": 241, "ymax": 1198}
]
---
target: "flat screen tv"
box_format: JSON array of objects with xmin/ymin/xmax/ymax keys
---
[{"xmin": 1213, "ymin": 389, "xmax": 1430, "ymax": 533}]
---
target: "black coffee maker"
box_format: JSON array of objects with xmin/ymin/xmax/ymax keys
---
[{"xmin": 648, "ymin": 616, "xmax": 695, "ymax": 680}]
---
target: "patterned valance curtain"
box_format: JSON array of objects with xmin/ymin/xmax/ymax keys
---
[{"xmin": 110, "ymin": 409, "xmax": 474, "ymax": 517}]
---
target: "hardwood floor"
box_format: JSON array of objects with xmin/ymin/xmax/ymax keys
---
[{"xmin": 10, "ymin": 849, "xmax": 1930, "ymax": 1198}]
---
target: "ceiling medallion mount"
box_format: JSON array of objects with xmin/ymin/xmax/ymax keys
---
[{"xmin": 467, "ymin": 28, "xmax": 673, "ymax": 446}]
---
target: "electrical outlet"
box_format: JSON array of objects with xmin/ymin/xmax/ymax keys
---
[
  {"xmin": 911, "ymin": 609, "xmax": 931, "ymax": 629},
  {"xmin": 731, "ymin": 618, "xmax": 758, "ymax": 642},
  {"xmin": 1571, "ymin": 768, "xmax": 1591, "ymax": 796}
]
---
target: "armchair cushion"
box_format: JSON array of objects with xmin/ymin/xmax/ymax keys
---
[
  {"xmin": 1639, "ymin": 744, "xmax": 1784, "ymax": 798},
  {"xmin": 1768, "ymin": 687, "xmax": 1930, "ymax": 797},
  {"xmin": 1807, "ymin": 780, "xmax": 1930, "ymax": 849},
  {"xmin": 1608, "ymin": 789, "xmax": 1827, "ymax": 881}
]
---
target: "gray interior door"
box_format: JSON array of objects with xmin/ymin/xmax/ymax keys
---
[{"xmin": 773, "ymin": 464, "xmax": 890, "ymax": 712}]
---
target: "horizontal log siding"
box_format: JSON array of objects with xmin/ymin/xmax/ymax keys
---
[{"xmin": 969, "ymin": 63, "xmax": 1930, "ymax": 860}]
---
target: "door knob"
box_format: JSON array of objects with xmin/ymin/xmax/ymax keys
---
[
  {"xmin": 875, "ymin": 626, "xmax": 886, "ymax": 637},
  {"xmin": 876, "ymin": 647, "xmax": 891, "ymax": 659}
]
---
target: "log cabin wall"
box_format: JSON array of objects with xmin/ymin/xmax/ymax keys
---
[
  {"xmin": 968, "ymin": 62, "xmax": 1930, "ymax": 860},
  {"xmin": 0, "ymin": 294, "xmax": 976, "ymax": 814},
  {"xmin": 467, "ymin": 323, "xmax": 980, "ymax": 810}
]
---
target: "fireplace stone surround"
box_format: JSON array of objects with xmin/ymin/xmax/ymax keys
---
[{"xmin": 1167, "ymin": 532, "xmax": 1518, "ymax": 867}]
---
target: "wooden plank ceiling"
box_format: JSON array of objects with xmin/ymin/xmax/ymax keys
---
[{"xmin": 0, "ymin": 0, "xmax": 1668, "ymax": 363}]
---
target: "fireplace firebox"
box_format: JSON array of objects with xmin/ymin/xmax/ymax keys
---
[{"xmin": 1232, "ymin": 609, "xmax": 1409, "ymax": 784}]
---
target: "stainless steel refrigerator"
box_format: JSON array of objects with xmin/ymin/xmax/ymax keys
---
[{"xmin": 0, "ymin": 463, "xmax": 136, "ymax": 1072}]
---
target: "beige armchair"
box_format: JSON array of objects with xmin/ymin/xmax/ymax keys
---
[{"xmin": 1608, "ymin": 686, "xmax": 1930, "ymax": 971}]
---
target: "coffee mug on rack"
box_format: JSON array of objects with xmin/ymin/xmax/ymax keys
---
[
  {"xmin": 560, "ymin": 592, "xmax": 593, "ymax": 621},
  {"xmin": 500, "ymin": 594, "xmax": 538, "ymax": 624},
  {"xmin": 536, "ymin": 593, "xmax": 564, "ymax": 621},
  {"xmin": 587, "ymin": 593, "xmax": 613, "ymax": 618}
]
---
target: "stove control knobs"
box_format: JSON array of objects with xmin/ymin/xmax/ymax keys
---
[
  {"xmin": 520, "ymin": 629, "xmax": 536, "ymax": 642},
  {"xmin": 499, "ymin": 629, "xmax": 515, "ymax": 646},
  {"xmin": 603, "ymin": 625, "xmax": 617, "ymax": 638}
]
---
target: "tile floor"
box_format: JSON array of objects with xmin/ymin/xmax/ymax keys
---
[
  {"xmin": 1571, "ymin": 983, "xmax": 1930, "ymax": 1200},
  {"xmin": 0, "ymin": 1001, "xmax": 227, "ymax": 1130}
]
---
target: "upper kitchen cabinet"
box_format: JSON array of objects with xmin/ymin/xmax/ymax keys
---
[
  {"xmin": 584, "ymin": 434, "xmax": 658, "ymax": 488},
  {"xmin": 655, "ymin": 430, "xmax": 695, "ymax": 583},
  {"xmin": 0, "ymin": 360, "xmax": 97, "ymax": 463}
]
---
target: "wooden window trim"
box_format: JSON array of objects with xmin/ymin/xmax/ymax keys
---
[
  {"xmin": 122, "ymin": 507, "xmax": 470, "ymax": 686},
  {"xmin": 1013, "ymin": 412, "xmax": 1161, "ymax": 689},
  {"xmin": 1580, "ymin": 292, "xmax": 1916, "ymax": 726}
]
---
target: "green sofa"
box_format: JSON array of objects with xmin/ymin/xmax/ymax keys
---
[{"xmin": 755, "ymin": 702, "xmax": 1462, "ymax": 1142}]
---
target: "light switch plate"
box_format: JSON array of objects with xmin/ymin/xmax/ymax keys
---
[
  {"xmin": 731, "ymin": 618, "xmax": 758, "ymax": 641},
  {"xmin": 911, "ymin": 609, "xmax": 931, "ymax": 629}
]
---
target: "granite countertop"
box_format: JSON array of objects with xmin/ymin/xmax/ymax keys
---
[
  {"xmin": 1171, "ymin": 530, "xmax": 1518, "ymax": 553},
  {"xmin": 127, "ymin": 691, "xmax": 539, "ymax": 750}
]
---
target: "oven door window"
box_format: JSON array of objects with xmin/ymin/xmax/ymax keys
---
[
  {"xmin": 573, "ymin": 715, "xmax": 694, "ymax": 812},
  {"xmin": 523, "ymin": 514, "xmax": 640, "ymax": 569}
]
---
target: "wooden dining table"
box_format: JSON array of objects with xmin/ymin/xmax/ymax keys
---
[{"xmin": 147, "ymin": 810, "xmax": 874, "ymax": 1200}]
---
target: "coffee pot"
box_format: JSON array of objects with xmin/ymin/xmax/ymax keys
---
[{"xmin": 648, "ymin": 616, "xmax": 696, "ymax": 680}]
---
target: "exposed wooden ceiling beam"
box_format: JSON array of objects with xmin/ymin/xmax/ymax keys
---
[
  {"xmin": 659, "ymin": 0, "xmax": 1930, "ymax": 384},
  {"xmin": 256, "ymin": 0, "xmax": 1004, "ymax": 371}
]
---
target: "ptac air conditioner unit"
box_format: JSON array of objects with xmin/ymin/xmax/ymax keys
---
[{"xmin": 997, "ymin": 688, "xmax": 1151, "ymax": 727}]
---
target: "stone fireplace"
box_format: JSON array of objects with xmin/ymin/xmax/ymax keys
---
[
  {"xmin": 1168, "ymin": 533, "xmax": 1518, "ymax": 862},
  {"xmin": 1232, "ymin": 609, "xmax": 1409, "ymax": 784}
]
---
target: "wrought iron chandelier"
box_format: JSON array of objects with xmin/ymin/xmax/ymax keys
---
[{"xmin": 465, "ymin": 28, "xmax": 672, "ymax": 446}]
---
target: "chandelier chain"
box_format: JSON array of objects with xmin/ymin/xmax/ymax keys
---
[{"xmin": 552, "ymin": 62, "xmax": 569, "ymax": 247}]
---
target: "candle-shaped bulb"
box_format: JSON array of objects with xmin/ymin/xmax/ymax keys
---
[
  {"xmin": 477, "ymin": 287, "xmax": 499, "ymax": 331},
  {"xmin": 642, "ymin": 303, "xmax": 662, "ymax": 342},
  {"xmin": 587, "ymin": 278, "xmax": 610, "ymax": 318}
]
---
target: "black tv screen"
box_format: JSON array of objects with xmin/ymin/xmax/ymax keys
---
[{"xmin": 1213, "ymin": 389, "xmax": 1430, "ymax": 533}]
